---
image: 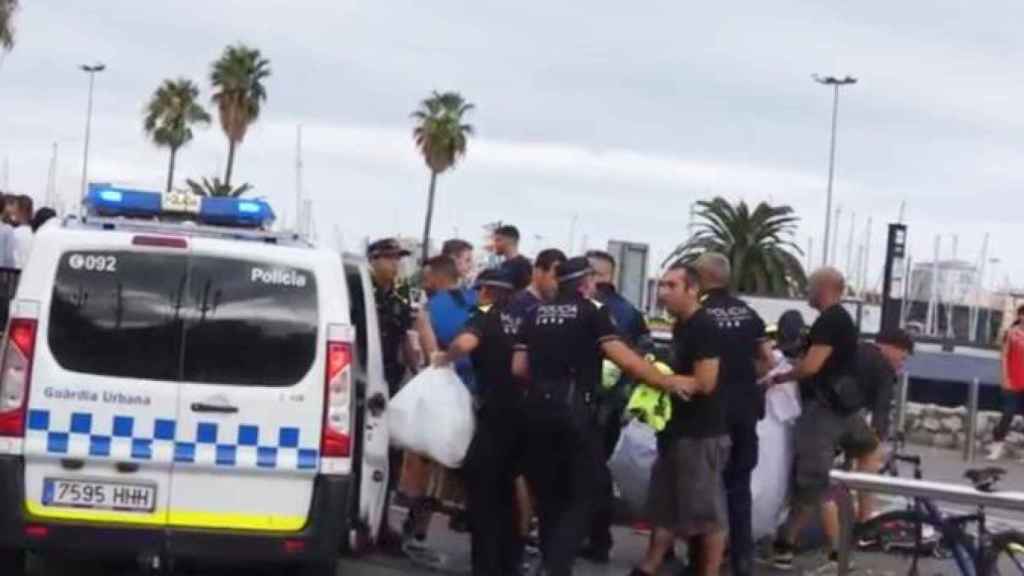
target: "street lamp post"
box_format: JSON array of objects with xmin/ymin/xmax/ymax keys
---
[
  {"xmin": 813, "ymin": 74, "xmax": 857, "ymax": 267},
  {"xmin": 79, "ymin": 62, "xmax": 106, "ymax": 203}
]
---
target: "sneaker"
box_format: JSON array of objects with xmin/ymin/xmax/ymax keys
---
[
  {"xmin": 771, "ymin": 541, "xmax": 795, "ymax": 571},
  {"xmin": 988, "ymin": 442, "xmax": 1007, "ymax": 461},
  {"xmin": 815, "ymin": 551, "xmax": 857, "ymax": 574},
  {"xmin": 578, "ymin": 544, "xmax": 611, "ymax": 564}
]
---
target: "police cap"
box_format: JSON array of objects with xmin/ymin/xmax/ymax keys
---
[
  {"xmin": 473, "ymin": 268, "xmax": 516, "ymax": 291},
  {"xmin": 557, "ymin": 256, "xmax": 594, "ymax": 284},
  {"xmin": 367, "ymin": 238, "xmax": 411, "ymax": 259}
]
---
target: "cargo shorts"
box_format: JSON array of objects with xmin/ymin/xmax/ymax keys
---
[
  {"xmin": 792, "ymin": 401, "xmax": 879, "ymax": 508},
  {"xmin": 647, "ymin": 435, "xmax": 731, "ymax": 538}
]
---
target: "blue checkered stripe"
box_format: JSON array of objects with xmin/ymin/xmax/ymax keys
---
[{"xmin": 25, "ymin": 410, "xmax": 319, "ymax": 471}]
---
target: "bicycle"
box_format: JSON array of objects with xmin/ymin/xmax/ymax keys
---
[{"xmin": 852, "ymin": 436, "xmax": 1024, "ymax": 575}]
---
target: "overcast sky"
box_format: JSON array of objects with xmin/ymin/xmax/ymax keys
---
[{"xmin": 2, "ymin": 1, "xmax": 1022, "ymax": 289}]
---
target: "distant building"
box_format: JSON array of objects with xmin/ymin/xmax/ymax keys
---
[{"xmin": 909, "ymin": 260, "xmax": 978, "ymax": 306}]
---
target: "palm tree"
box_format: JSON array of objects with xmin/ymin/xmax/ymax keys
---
[
  {"xmin": 144, "ymin": 78, "xmax": 211, "ymax": 193},
  {"xmin": 1, "ymin": 0, "xmax": 19, "ymax": 52},
  {"xmin": 184, "ymin": 176, "xmax": 252, "ymax": 198},
  {"xmin": 664, "ymin": 197, "xmax": 807, "ymax": 296},
  {"xmin": 412, "ymin": 91, "xmax": 474, "ymax": 262},
  {"xmin": 210, "ymin": 44, "xmax": 270, "ymax": 188}
]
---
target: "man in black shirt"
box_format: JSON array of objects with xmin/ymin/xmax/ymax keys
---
[
  {"xmin": 767, "ymin": 268, "xmax": 862, "ymax": 570},
  {"xmin": 432, "ymin": 268, "xmax": 521, "ymax": 575},
  {"xmin": 494, "ymin": 224, "xmax": 533, "ymax": 291},
  {"xmin": 631, "ymin": 263, "xmax": 728, "ymax": 576},
  {"xmin": 512, "ymin": 257, "xmax": 694, "ymax": 576},
  {"xmin": 693, "ymin": 252, "xmax": 774, "ymax": 576}
]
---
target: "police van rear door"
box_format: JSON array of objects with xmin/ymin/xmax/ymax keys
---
[
  {"xmin": 23, "ymin": 234, "xmax": 189, "ymax": 526},
  {"xmin": 167, "ymin": 239, "xmax": 325, "ymax": 531}
]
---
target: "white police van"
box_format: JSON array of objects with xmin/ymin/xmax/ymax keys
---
[{"xmin": 0, "ymin": 186, "xmax": 391, "ymax": 575}]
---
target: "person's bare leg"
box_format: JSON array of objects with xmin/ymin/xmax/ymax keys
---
[
  {"xmin": 855, "ymin": 447, "xmax": 884, "ymax": 522},
  {"xmin": 782, "ymin": 504, "xmax": 815, "ymax": 546},
  {"xmin": 515, "ymin": 476, "xmax": 534, "ymax": 538},
  {"xmin": 698, "ymin": 530, "xmax": 728, "ymax": 576},
  {"xmin": 821, "ymin": 500, "xmax": 841, "ymax": 552},
  {"xmin": 638, "ymin": 527, "xmax": 675, "ymax": 575}
]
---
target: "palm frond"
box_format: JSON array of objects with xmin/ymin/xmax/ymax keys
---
[{"xmin": 664, "ymin": 195, "xmax": 807, "ymax": 296}]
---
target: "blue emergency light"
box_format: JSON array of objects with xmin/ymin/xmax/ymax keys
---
[{"xmin": 85, "ymin": 184, "xmax": 276, "ymax": 229}]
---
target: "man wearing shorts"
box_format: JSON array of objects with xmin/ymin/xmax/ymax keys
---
[
  {"xmin": 630, "ymin": 263, "xmax": 729, "ymax": 576},
  {"xmin": 766, "ymin": 268, "xmax": 860, "ymax": 570}
]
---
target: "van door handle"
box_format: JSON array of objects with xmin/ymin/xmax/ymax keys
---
[
  {"xmin": 367, "ymin": 393, "xmax": 387, "ymax": 418},
  {"xmin": 190, "ymin": 402, "xmax": 239, "ymax": 414},
  {"xmin": 60, "ymin": 458, "xmax": 84, "ymax": 471},
  {"xmin": 116, "ymin": 462, "xmax": 140, "ymax": 474}
]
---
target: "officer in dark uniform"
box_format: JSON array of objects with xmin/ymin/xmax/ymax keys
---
[
  {"xmin": 368, "ymin": 238, "xmax": 416, "ymax": 395},
  {"xmin": 432, "ymin": 268, "xmax": 521, "ymax": 575},
  {"xmin": 693, "ymin": 252, "xmax": 775, "ymax": 576},
  {"xmin": 367, "ymin": 237, "xmax": 437, "ymax": 548},
  {"xmin": 512, "ymin": 257, "xmax": 692, "ymax": 576}
]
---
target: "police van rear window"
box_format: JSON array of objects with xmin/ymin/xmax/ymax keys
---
[{"xmin": 48, "ymin": 251, "xmax": 318, "ymax": 387}]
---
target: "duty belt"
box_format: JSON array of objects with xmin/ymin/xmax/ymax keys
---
[{"xmin": 529, "ymin": 378, "xmax": 594, "ymax": 407}]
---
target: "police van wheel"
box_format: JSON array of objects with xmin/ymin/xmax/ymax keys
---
[{"xmin": 0, "ymin": 549, "xmax": 27, "ymax": 576}]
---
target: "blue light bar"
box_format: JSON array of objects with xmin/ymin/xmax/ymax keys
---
[
  {"xmin": 86, "ymin": 184, "xmax": 162, "ymax": 216},
  {"xmin": 200, "ymin": 196, "xmax": 275, "ymax": 228},
  {"xmin": 85, "ymin": 183, "xmax": 276, "ymax": 229}
]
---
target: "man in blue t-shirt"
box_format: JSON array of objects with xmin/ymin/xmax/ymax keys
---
[{"xmin": 423, "ymin": 255, "xmax": 478, "ymax": 392}]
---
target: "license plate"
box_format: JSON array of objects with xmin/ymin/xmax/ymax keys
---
[{"xmin": 43, "ymin": 478, "xmax": 156, "ymax": 512}]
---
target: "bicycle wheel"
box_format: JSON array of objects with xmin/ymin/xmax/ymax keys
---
[
  {"xmin": 856, "ymin": 510, "xmax": 967, "ymax": 576},
  {"xmin": 983, "ymin": 531, "xmax": 1024, "ymax": 576}
]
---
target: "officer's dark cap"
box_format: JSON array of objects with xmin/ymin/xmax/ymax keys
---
[
  {"xmin": 367, "ymin": 238, "xmax": 411, "ymax": 259},
  {"xmin": 877, "ymin": 329, "xmax": 915, "ymax": 354},
  {"xmin": 557, "ymin": 257, "xmax": 594, "ymax": 284},
  {"xmin": 474, "ymin": 268, "xmax": 515, "ymax": 291}
]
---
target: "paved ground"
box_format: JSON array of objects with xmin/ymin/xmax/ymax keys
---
[{"xmin": 29, "ymin": 446, "xmax": 1024, "ymax": 575}]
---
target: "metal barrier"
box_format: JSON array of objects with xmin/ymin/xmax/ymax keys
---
[{"xmin": 830, "ymin": 470, "xmax": 1024, "ymax": 575}]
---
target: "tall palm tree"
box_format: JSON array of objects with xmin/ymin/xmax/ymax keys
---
[
  {"xmin": 664, "ymin": 197, "xmax": 807, "ymax": 296},
  {"xmin": 412, "ymin": 91, "xmax": 474, "ymax": 262},
  {"xmin": 143, "ymin": 78, "xmax": 211, "ymax": 193},
  {"xmin": 210, "ymin": 44, "xmax": 270, "ymax": 188},
  {"xmin": 1, "ymin": 0, "xmax": 18, "ymax": 52}
]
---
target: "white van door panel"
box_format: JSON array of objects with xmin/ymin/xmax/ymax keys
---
[{"xmin": 343, "ymin": 256, "xmax": 389, "ymax": 541}]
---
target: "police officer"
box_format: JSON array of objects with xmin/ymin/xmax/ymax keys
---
[
  {"xmin": 432, "ymin": 268, "xmax": 521, "ymax": 575},
  {"xmin": 512, "ymin": 257, "xmax": 693, "ymax": 576},
  {"xmin": 693, "ymin": 252, "xmax": 775, "ymax": 576},
  {"xmin": 583, "ymin": 250, "xmax": 653, "ymax": 563},
  {"xmin": 367, "ymin": 238, "xmax": 437, "ymax": 548}
]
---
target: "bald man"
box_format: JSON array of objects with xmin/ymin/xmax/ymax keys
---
[
  {"xmin": 767, "ymin": 268, "xmax": 864, "ymax": 571},
  {"xmin": 693, "ymin": 252, "xmax": 773, "ymax": 576}
]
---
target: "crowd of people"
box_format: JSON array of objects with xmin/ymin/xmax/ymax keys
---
[
  {"xmin": 364, "ymin": 223, "xmax": 915, "ymax": 576},
  {"xmin": 0, "ymin": 191, "xmax": 56, "ymax": 271}
]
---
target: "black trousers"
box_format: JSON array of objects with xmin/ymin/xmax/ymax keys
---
[
  {"xmin": 585, "ymin": 402, "xmax": 622, "ymax": 553},
  {"xmin": 463, "ymin": 405, "xmax": 524, "ymax": 576},
  {"xmin": 994, "ymin": 390, "xmax": 1024, "ymax": 442},
  {"xmin": 523, "ymin": 393, "xmax": 605, "ymax": 576},
  {"xmin": 723, "ymin": 420, "xmax": 759, "ymax": 576}
]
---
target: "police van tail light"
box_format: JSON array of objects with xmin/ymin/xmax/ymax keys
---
[
  {"xmin": 0, "ymin": 318, "xmax": 38, "ymax": 437},
  {"xmin": 322, "ymin": 329, "xmax": 353, "ymax": 458}
]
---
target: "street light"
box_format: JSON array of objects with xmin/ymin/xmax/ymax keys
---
[
  {"xmin": 813, "ymin": 74, "xmax": 857, "ymax": 267},
  {"xmin": 80, "ymin": 62, "xmax": 106, "ymax": 203}
]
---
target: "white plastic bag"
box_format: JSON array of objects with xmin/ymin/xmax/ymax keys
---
[
  {"xmin": 607, "ymin": 418, "xmax": 659, "ymax": 517},
  {"xmin": 387, "ymin": 366, "xmax": 476, "ymax": 468}
]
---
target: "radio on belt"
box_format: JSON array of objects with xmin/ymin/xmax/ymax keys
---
[{"xmin": 84, "ymin": 183, "xmax": 275, "ymax": 229}]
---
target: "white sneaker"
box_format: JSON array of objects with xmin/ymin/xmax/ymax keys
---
[{"xmin": 987, "ymin": 442, "xmax": 1006, "ymax": 461}]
